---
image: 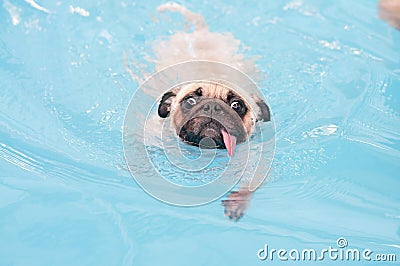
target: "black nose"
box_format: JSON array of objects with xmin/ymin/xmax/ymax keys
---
[
  {"xmin": 214, "ymin": 103, "xmax": 221, "ymax": 112},
  {"xmin": 203, "ymin": 102, "xmax": 222, "ymax": 114}
]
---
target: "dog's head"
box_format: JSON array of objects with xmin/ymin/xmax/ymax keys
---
[{"xmin": 158, "ymin": 82, "xmax": 270, "ymax": 156}]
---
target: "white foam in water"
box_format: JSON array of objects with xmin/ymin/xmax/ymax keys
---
[
  {"xmin": 25, "ymin": 0, "xmax": 50, "ymax": 14},
  {"xmin": 3, "ymin": 0, "xmax": 21, "ymax": 25},
  {"xmin": 69, "ymin": 5, "xmax": 90, "ymax": 17}
]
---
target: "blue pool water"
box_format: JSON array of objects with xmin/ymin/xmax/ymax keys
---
[{"xmin": 1, "ymin": 0, "xmax": 399, "ymax": 265}]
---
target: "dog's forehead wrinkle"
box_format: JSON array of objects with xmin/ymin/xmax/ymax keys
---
[{"xmin": 174, "ymin": 82, "xmax": 229, "ymax": 104}]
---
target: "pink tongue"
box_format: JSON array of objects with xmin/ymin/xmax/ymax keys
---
[{"xmin": 221, "ymin": 130, "xmax": 237, "ymax": 157}]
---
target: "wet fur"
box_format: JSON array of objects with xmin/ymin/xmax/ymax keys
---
[
  {"xmin": 169, "ymin": 82, "xmax": 255, "ymax": 137},
  {"xmin": 136, "ymin": 3, "xmax": 271, "ymax": 221}
]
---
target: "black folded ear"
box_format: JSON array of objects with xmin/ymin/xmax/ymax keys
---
[
  {"xmin": 256, "ymin": 100, "xmax": 271, "ymax": 122},
  {"xmin": 158, "ymin": 91, "xmax": 176, "ymax": 118}
]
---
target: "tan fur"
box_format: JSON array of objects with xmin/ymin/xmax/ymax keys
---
[
  {"xmin": 379, "ymin": 0, "xmax": 400, "ymax": 29},
  {"xmin": 169, "ymin": 82, "xmax": 255, "ymax": 136},
  {"xmin": 140, "ymin": 3, "xmax": 269, "ymax": 221},
  {"xmin": 154, "ymin": 3, "xmax": 260, "ymax": 79},
  {"xmin": 241, "ymin": 111, "xmax": 254, "ymax": 137}
]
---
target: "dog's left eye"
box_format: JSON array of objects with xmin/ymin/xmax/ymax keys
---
[{"xmin": 231, "ymin": 101, "xmax": 244, "ymax": 112}]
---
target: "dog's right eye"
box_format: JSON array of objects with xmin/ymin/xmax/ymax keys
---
[{"xmin": 183, "ymin": 97, "xmax": 197, "ymax": 109}]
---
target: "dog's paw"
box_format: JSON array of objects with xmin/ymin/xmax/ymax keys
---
[{"xmin": 221, "ymin": 191, "xmax": 251, "ymax": 222}]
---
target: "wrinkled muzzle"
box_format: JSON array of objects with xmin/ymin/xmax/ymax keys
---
[{"xmin": 176, "ymin": 98, "xmax": 247, "ymax": 156}]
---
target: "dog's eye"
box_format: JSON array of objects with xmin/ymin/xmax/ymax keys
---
[
  {"xmin": 183, "ymin": 97, "xmax": 197, "ymax": 109},
  {"xmin": 231, "ymin": 101, "xmax": 244, "ymax": 112}
]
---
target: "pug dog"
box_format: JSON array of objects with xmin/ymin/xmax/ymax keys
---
[
  {"xmin": 128, "ymin": 3, "xmax": 271, "ymax": 221},
  {"xmin": 158, "ymin": 80, "xmax": 270, "ymax": 220}
]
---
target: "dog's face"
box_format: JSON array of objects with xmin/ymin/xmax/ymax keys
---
[{"xmin": 158, "ymin": 82, "xmax": 270, "ymax": 156}]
